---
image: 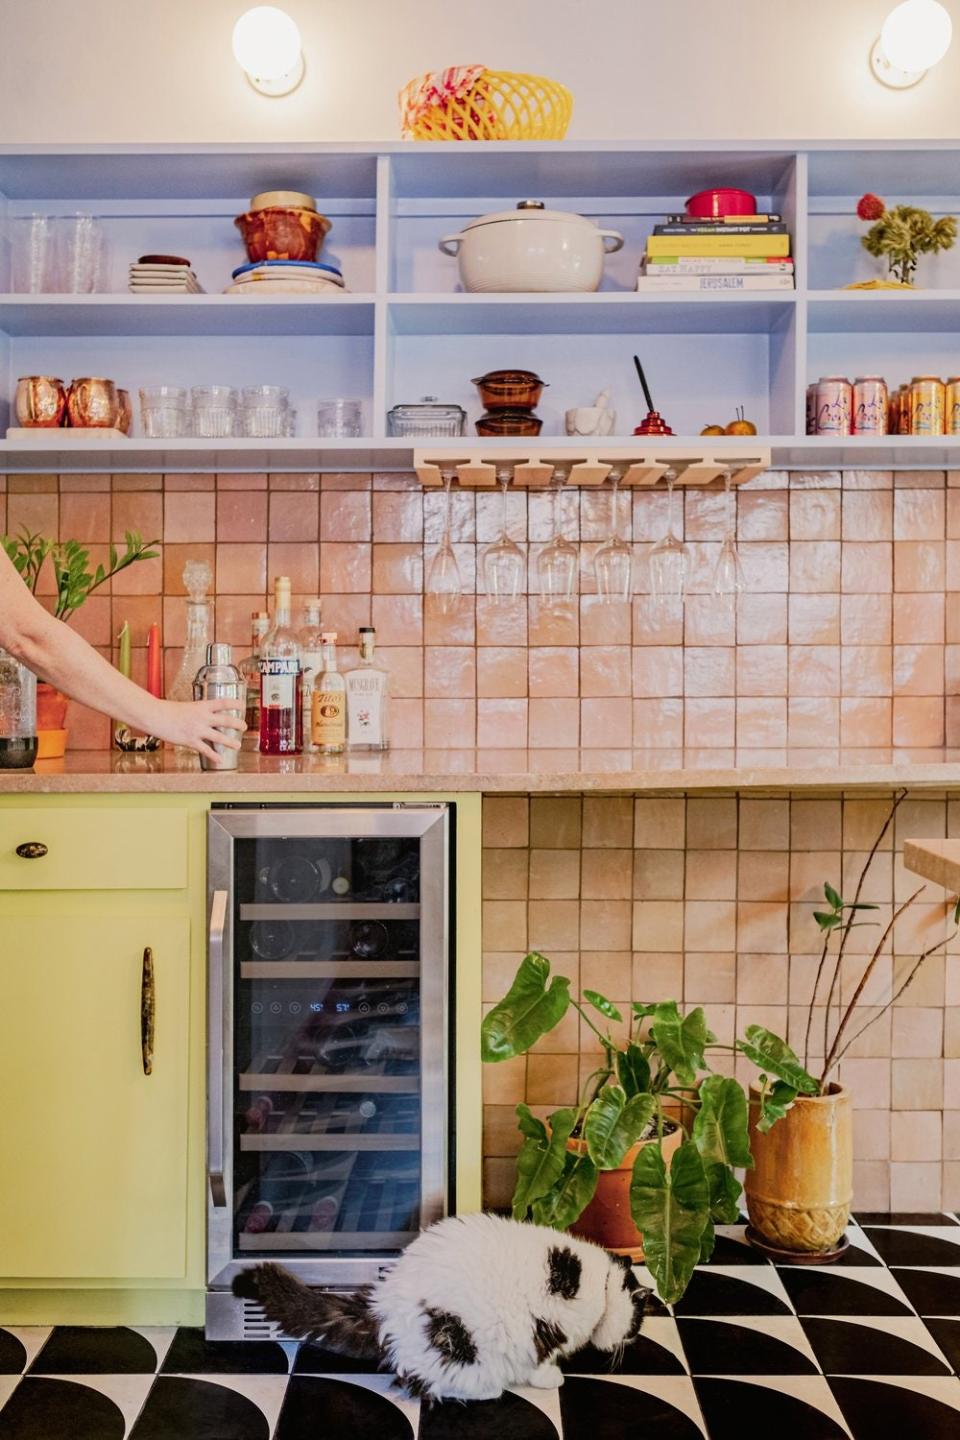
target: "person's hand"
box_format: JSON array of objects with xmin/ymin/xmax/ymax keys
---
[{"xmin": 154, "ymin": 699, "xmax": 246, "ymax": 765}]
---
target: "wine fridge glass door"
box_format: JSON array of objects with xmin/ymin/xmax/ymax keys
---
[{"xmin": 207, "ymin": 807, "xmax": 450, "ymax": 1291}]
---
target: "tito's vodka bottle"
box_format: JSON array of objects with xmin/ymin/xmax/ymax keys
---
[
  {"xmin": 345, "ymin": 626, "xmax": 390, "ymax": 750},
  {"xmin": 259, "ymin": 576, "xmax": 302, "ymax": 755},
  {"xmin": 311, "ymin": 633, "xmax": 346, "ymax": 754}
]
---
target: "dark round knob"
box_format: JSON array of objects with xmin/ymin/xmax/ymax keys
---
[{"xmin": 15, "ymin": 842, "xmax": 48, "ymax": 860}]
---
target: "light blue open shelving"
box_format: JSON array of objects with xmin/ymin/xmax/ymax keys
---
[{"xmin": 0, "ymin": 139, "xmax": 959, "ymax": 472}]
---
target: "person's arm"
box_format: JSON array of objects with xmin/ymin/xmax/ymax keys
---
[{"xmin": 0, "ymin": 548, "xmax": 244, "ymax": 764}]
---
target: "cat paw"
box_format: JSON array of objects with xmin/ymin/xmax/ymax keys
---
[{"xmin": 529, "ymin": 1362, "xmax": 564, "ymax": 1389}]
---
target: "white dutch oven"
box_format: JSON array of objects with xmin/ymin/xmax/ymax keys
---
[{"xmin": 438, "ymin": 200, "xmax": 625, "ymax": 293}]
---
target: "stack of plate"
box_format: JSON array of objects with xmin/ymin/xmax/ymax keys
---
[
  {"xmin": 224, "ymin": 259, "xmax": 348, "ymax": 295},
  {"xmin": 129, "ymin": 254, "xmax": 204, "ymax": 294}
]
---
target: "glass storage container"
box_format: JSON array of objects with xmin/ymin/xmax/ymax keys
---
[{"xmin": 386, "ymin": 397, "xmax": 466, "ymax": 438}]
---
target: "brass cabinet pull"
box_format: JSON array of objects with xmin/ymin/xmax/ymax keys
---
[
  {"xmin": 15, "ymin": 842, "xmax": 47, "ymax": 859},
  {"xmin": 141, "ymin": 947, "xmax": 155, "ymax": 1076}
]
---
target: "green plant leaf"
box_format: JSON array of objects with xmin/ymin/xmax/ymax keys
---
[
  {"xmin": 516, "ymin": 1103, "xmax": 548, "ymax": 1143},
  {"xmin": 699, "ymin": 1216, "xmax": 716, "ymax": 1265},
  {"xmin": 755, "ymin": 1078, "xmax": 799, "ymax": 1133},
  {"xmin": 649, "ymin": 1002, "xmax": 710, "ymax": 1087},
  {"xmin": 582, "ymin": 990, "xmax": 622, "ymax": 1023},
  {"xmin": 737, "ymin": 1025, "xmax": 819, "ymax": 1094},
  {"xmin": 813, "ymin": 911, "xmax": 842, "ymax": 931},
  {"xmin": 823, "ymin": 882, "xmax": 842, "ymax": 910},
  {"xmin": 617, "ymin": 1042, "xmax": 651, "ymax": 1098},
  {"xmin": 954, "ymin": 895, "xmax": 960, "ymax": 927},
  {"xmin": 531, "ymin": 1149, "xmax": 599, "ymax": 1230},
  {"xmin": 584, "ymin": 1087, "xmax": 656, "ymax": 1169},
  {"xmin": 481, "ymin": 952, "xmax": 571, "ymax": 1062},
  {"xmin": 511, "ymin": 1105, "xmax": 577, "ymax": 1220},
  {"xmin": 630, "ymin": 1139, "xmax": 711, "ymax": 1305},
  {"xmin": 692, "ymin": 1075, "xmax": 752, "ymax": 1224},
  {"xmin": 632, "ymin": 1002, "xmax": 658, "ymax": 1018}
]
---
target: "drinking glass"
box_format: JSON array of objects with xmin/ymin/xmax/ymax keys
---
[
  {"xmin": 57, "ymin": 214, "xmax": 104, "ymax": 293},
  {"xmin": 317, "ymin": 398, "xmax": 362, "ymax": 438},
  {"xmin": 713, "ymin": 470, "xmax": 746, "ymax": 597},
  {"xmin": 139, "ymin": 385, "xmax": 188, "ymax": 438},
  {"xmin": 537, "ymin": 467, "xmax": 578, "ymax": 604},
  {"xmin": 191, "ymin": 385, "xmax": 237, "ymax": 438},
  {"xmin": 8, "ymin": 215, "xmax": 58, "ymax": 292},
  {"xmin": 427, "ymin": 468, "xmax": 463, "ymax": 614},
  {"xmin": 593, "ymin": 468, "xmax": 633, "ymax": 603},
  {"xmin": 241, "ymin": 385, "xmax": 289, "ymax": 437},
  {"xmin": 482, "ymin": 467, "xmax": 524, "ymax": 604},
  {"xmin": 648, "ymin": 469, "xmax": 689, "ymax": 604}
]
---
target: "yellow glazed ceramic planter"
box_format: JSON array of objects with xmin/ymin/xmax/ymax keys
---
[{"xmin": 745, "ymin": 1082, "xmax": 852, "ymax": 1254}]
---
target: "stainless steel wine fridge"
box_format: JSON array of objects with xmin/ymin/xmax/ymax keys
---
[{"xmin": 205, "ymin": 803, "xmax": 452, "ymax": 1338}]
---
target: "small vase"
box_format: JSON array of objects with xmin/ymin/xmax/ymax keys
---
[
  {"xmin": 35, "ymin": 681, "xmax": 69, "ymax": 760},
  {"xmin": 567, "ymin": 1124, "xmax": 683, "ymax": 1260},
  {"xmin": 745, "ymin": 1082, "xmax": 852, "ymax": 1258}
]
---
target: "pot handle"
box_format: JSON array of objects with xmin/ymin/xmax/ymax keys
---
[
  {"xmin": 438, "ymin": 233, "xmax": 463, "ymax": 256},
  {"xmin": 599, "ymin": 230, "xmax": 625, "ymax": 254}
]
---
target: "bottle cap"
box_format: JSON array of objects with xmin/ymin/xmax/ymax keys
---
[{"xmin": 359, "ymin": 626, "xmax": 375, "ymax": 634}]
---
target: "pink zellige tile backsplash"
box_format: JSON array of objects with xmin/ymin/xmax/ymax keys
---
[{"xmin": 8, "ymin": 466, "xmax": 960, "ymax": 749}]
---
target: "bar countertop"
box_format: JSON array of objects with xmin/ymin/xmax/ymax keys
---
[{"xmin": 3, "ymin": 747, "xmax": 960, "ymax": 794}]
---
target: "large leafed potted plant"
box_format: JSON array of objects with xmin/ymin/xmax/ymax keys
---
[
  {"xmin": 482, "ymin": 957, "xmax": 817, "ymax": 1304},
  {"xmin": 1, "ymin": 528, "xmax": 158, "ymax": 757}
]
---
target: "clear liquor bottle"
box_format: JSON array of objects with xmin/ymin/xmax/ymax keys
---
[
  {"xmin": 168, "ymin": 561, "xmax": 212, "ymax": 751},
  {"xmin": 238, "ymin": 610, "xmax": 270, "ymax": 747},
  {"xmin": 258, "ymin": 576, "xmax": 302, "ymax": 756},
  {"xmin": 299, "ymin": 599, "xmax": 324, "ymax": 752},
  {"xmin": 345, "ymin": 626, "xmax": 390, "ymax": 751},
  {"xmin": 311, "ymin": 632, "xmax": 346, "ymax": 754}
]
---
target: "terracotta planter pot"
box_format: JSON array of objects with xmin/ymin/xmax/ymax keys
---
[
  {"xmin": 568, "ymin": 1124, "xmax": 683, "ymax": 1260},
  {"xmin": 745, "ymin": 1082, "xmax": 852, "ymax": 1254},
  {"xmin": 36, "ymin": 683, "xmax": 69, "ymax": 760}
]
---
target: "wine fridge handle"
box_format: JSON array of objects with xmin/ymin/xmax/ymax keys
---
[
  {"xmin": 141, "ymin": 947, "xmax": 155, "ymax": 1076},
  {"xmin": 208, "ymin": 889, "xmax": 228, "ymax": 1208}
]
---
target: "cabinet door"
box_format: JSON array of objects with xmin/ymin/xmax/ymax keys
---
[{"xmin": 0, "ymin": 916, "xmax": 190, "ymax": 1279}]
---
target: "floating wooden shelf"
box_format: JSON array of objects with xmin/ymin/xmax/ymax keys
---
[{"xmin": 412, "ymin": 444, "xmax": 770, "ymax": 488}]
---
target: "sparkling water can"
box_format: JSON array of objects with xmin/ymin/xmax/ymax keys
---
[
  {"xmin": 946, "ymin": 377, "xmax": 960, "ymax": 435},
  {"xmin": 909, "ymin": 376, "xmax": 945, "ymax": 436},
  {"xmin": 852, "ymin": 376, "xmax": 888, "ymax": 435},
  {"xmin": 815, "ymin": 376, "xmax": 852, "ymax": 436}
]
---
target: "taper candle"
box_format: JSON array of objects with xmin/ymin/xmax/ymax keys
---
[
  {"xmin": 146, "ymin": 623, "xmax": 162, "ymax": 698},
  {"xmin": 116, "ymin": 621, "xmax": 131, "ymax": 680}
]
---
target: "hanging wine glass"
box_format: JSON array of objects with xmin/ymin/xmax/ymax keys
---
[
  {"xmin": 537, "ymin": 465, "xmax": 578, "ymax": 605},
  {"xmin": 648, "ymin": 468, "xmax": 689, "ymax": 605},
  {"xmin": 593, "ymin": 467, "xmax": 633, "ymax": 603},
  {"xmin": 713, "ymin": 468, "xmax": 745, "ymax": 598},
  {"xmin": 482, "ymin": 466, "xmax": 524, "ymax": 604},
  {"xmin": 426, "ymin": 467, "xmax": 462, "ymax": 614}
]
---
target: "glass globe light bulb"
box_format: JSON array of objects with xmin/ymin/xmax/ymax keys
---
[
  {"xmin": 232, "ymin": 7, "xmax": 304, "ymax": 94},
  {"xmin": 880, "ymin": 0, "xmax": 952, "ymax": 72}
]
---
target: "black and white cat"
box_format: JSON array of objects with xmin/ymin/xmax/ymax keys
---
[{"xmin": 234, "ymin": 1212, "xmax": 647, "ymax": 1402}]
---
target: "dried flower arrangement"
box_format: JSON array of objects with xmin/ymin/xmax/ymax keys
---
[{"xmin": 855, "ymin": 192, "xmax": 956, "ymax": 287}]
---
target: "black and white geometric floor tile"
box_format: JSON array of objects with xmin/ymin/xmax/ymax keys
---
[{"xmin": 2, "ymin": 1215, "xmax": 960, "ymax": 1437}]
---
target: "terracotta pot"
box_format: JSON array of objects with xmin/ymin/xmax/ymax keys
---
[
  {"xmin": 36, "ymin": 683, "xmax": 69, "ymax": 759},
  {"xmin": 568, "ymin": 1123, "xmax": 683, "ymax": 1260},
  {"xmin": 745, "ymin": 1082, "xmax": 852, "ymax": 1254}
]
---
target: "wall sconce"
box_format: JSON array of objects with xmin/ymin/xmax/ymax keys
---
[
  {"xmin": 871, "ymin": 0, "xmax": 953, "ymax": 87},
  {"xmin": 232, "ymin": 6, "xmax": 305, "ymax": 97}
]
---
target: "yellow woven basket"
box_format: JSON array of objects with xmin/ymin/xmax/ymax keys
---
[{"xmin": 399, "ymin": 69, "xmax": 573, "ymax": 142}]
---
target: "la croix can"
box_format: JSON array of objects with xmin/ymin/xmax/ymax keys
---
[
  {"xmin": 852, "ymin": 376, "xmax": 888, "ymax": 434},
  {"xmin": 909, "ymin": 376, "xmax": 945, "ymax": 435},
  {"xmin": 815, "ymin": 376, "xmax": 852, "ymax": 436},
  {"xmin": 946, "ymin": 377, "xmax": 960, "ymax": 434}
]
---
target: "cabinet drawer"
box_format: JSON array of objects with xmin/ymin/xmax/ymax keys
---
[{"xmin": 0, "ymin": 808, "xmax": 187, "ymax": 891}]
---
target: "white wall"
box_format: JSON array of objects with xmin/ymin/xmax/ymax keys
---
[{"xmin": 1, "ymin": 0, "xmax": 960, "ymax": 144}]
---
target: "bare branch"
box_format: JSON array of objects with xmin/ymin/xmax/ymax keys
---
[
  {"xmin": 804, "ymin": 932, "xmax": 832, "ymax": 1073},
  {"xmin": 820, "ymin": 789, "xmax": 906, "ymax": 1064},
  {"xmin": 831, "ymin": 929, "xmax": 958, "ymax": 1070}
]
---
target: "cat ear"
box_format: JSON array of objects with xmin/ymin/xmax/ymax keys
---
[{"xmin": 609, "ymin": 1253, "xmax": 633, "ymax": 1272}]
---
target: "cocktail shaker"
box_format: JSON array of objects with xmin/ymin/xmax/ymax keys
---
[{"xmin": 192, "ymin": 643, "xmax": 243, "ymax": 771}]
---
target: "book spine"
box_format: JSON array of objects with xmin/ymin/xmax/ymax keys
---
[
  {"xmin": 646, "ymin": 234, "xmax": 791, "ymax": 257},
  {"xmin": 653, "ymin": 223, "xmax": 787, "ymax": 236},
  {"xmin": 642, "ymin": 258, "xmax": 795, "ymax": 273},
  {"xmin": 635, "ymin": 274, "xmax": 795, "ymax": 291},
  {"xmin": 665, "ymin": 213, "xmax": 782, "ymax": 224}
]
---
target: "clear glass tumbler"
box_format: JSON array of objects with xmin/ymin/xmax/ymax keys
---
[
  {"xmin": 241, "ymin": 385, "xmax": 289, "ymax": 438},
  {"xmin": 317, "ymin": 398, "xmax": 363, "ymax": 438},
  {"xmin": 8, "ymin": 215, "xmax": 58, "ymax": 292},
  {"xmin": 139, "ymin": 385, "xmax": 189, "ymax": 439},
  {"xmin": 57, "ymin": 214, "xmax": 104, "ymax": 293},
  {"xmin": 191, "ymin": 385, "xmax": 237, "ymax": 438}
]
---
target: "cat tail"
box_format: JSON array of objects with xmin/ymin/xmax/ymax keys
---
[{"xmin": 232, "ymin": 1265, "xmax": 384, "ymax": 1360}]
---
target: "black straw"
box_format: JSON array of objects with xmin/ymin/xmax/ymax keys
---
[{"xmin": 633, "ymin": 354, "xmax": 654, "ymax": 412}]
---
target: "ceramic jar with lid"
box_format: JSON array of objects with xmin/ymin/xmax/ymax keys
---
[{"xmin": 439, "ymin": 201, "xmax": 624, "ymax": 293}]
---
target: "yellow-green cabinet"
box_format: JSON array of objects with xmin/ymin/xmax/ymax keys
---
[{"xmin": 0, "ymin": 804, "xmax": 194, "ymax": 1286}]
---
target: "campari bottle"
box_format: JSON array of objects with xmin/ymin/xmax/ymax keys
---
[{"xmin": 258, "ymin": 576, "xmax": 302, "ymax": 755}]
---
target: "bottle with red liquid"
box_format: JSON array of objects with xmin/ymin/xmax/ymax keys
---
[{"xmin": 258, "ymin": 575, "xmax": 303, "ymax": 755}]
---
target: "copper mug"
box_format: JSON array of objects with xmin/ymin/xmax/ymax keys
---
[
  {"xmin": 116, "ymin": 388, "xmax": 133, "ymax": 435},
  {"xmin": 66, "ymin": 376, "xmax": 121, "ymax": 428},
  {"xmin": 15, "ymin": 375, "xmax": 67, "ymax": 428}
]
